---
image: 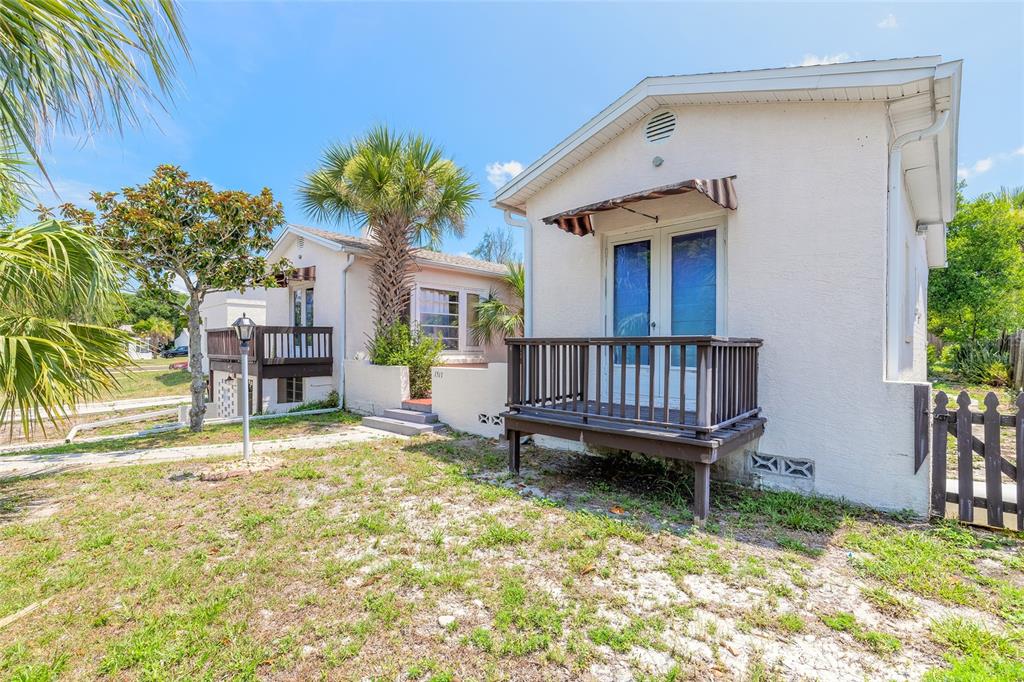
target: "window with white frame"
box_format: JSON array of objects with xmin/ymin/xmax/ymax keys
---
[
  {"xmin": 415, "ymin": 286, "xmax": 487, "ymax": 352},
  {"xmin": 418, "ymin": 288, "xmax": 459, "ymax": 350}
]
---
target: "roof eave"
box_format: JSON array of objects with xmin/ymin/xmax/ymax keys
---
[{"xmin": 492, "ymin": 56, "xmax": 949, "ymax": 209}]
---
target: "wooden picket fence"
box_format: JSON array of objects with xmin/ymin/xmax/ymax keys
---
[{"xmin": 931, "ymin": 390, "xmax": 1024, "ymax": 529}]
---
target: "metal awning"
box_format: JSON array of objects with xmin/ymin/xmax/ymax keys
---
[
  {"xmin": 542, "ymin": 176, "xmax": 738, "ymax": 236},
  {"xmin": 274, "ymin": 265, "xmax": 316, "ymax": 287}
]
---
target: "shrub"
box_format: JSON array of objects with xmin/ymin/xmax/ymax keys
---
[
  {"xmin": 950, "ymin": 340, "xmax": 1010, "ymax": 386},
  {"xmin": 287, "ymin": 390, "xmax": 339, "ymax": 412},
  {"xmin": 367, "ymin": 323, "xmax": 443, "ymax": 398}
]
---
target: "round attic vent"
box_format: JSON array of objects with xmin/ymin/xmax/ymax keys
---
[{"xmin": 644, "ymin": 110, "xmax": 676, "ymax": 143}]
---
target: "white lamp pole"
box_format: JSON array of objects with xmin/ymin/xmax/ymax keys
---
[{"xmin": 232, "ymin": 314, "xmax": 257, "ymax": 462}]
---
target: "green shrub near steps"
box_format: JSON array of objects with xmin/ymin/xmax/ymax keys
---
[{"xmin": 367, "ymin": 323, "xmax": 443, "ymax": 399}]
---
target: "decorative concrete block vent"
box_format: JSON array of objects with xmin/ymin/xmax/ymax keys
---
[
  {"xmin": 748, "ymin": 452, "xmax": 814, "ymax": 480},
  {"xmin": 477, "ymin": 413, "xmax": 503, "ymax": 426}
]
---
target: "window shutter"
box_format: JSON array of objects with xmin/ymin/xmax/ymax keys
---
[{"xmin": 277, "ymin": 378, "xmax": 287, "ymax": 403}]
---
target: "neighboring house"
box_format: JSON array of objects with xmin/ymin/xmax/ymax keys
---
[
  {"xmin": 199, "ymin": 224, "xmax": 511, "ymax": 418},
  {"xmin": 493, "ymin": 56, "xmax": 961, "ymax": 519},
  {"xmin": 121, "ymin": 325, "xmax": 151, "ymax": 360}
]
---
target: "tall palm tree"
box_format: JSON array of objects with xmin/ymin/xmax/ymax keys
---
[
  {"xmin": 472, "ymin": 262, "xmax": 525, "ymax": 344},
  {"xmin": 0, "ymin": 1, "xmax": 187, "ymax": 434},
  {"xmin": 0, "ymin": 0, "xmax": 188, "ymax": 201},
  {"xmin": 299, "ymin": 126, "xmax": 480, "ymax": 329},
  {"xmin": 0, "ymin": 220, "xmax": 131, "ymax": 433}
]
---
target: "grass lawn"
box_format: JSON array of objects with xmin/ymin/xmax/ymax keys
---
[
  {"xmin": 0, "ymin": 436, "xmax": 1022, "ymax": 680},
  {"xmin": 3, "ymin": 410, "xmax": 362, "ymax": 456},
  {"xmin": 106, "ymin": 367, "xmax": 191, "ymax": 401}
]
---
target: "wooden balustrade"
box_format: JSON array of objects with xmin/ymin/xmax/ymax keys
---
[
  {"xmin": 506, "ymin": 336, "xmax": 761, "ymax": 435},
  {"xmin": 206, "ymin": 326, "xmax": 333, "ymax": 365}
]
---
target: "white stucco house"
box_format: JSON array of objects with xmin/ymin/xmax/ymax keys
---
[
  {"xmin": 491, "ymin": 56, "xmax": 961, "ymax": 519},
  {"xmin": 199, "ymin": 224, "xmax": 511, "ymax": 419}
]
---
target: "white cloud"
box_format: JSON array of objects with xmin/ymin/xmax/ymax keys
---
[
  {"xmin": 958, "ymin": 146, "xmax": 1024, "ymax": 179},
  {"xmin": 486, "ymin": 160, "xmax": 524, "ymax": 189},
  {"xmin": 877, "ymin": 14, "xmax": 899, "ymax": 29},
  {"xmin": 794, "ymin": 53, "xmax": 851, "ymax": 67}
]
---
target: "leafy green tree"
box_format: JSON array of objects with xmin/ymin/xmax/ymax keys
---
[
  {"xmin": 0, "ymin": 0, "xmax": 187, "ymax": 206},
  {"xmin": 470, "ymin": 227, "xmax": 520, "ymax": 263},
  {"xmin": 123, "ymin": 288, "xmax": 188, "ymax": 336},
  {"xmin": 929, "ymin": 186, "xmax": 1024, "ymax": 342},
  {"xmin": 471, "ymin": 262, "xmax": 525, "ymax": 344},
  {"xmin": 133, "ymin": 316, "xmax": 175, "ymax": 354},
  {"xmin": 299, "ymin": 126, "xmax": 480, "ymax": 329},
  {"xmin": 0, "ymin": 220, "xmax": 132, "ymax": 432},
  {"xmin": 72, "ymin": 165, "xmax": 288, "ymax": 431}
]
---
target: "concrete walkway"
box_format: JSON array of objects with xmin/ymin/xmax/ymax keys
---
[{"xmin": 0, "ymin": 426, "xmax": 405, "ymax": 480}]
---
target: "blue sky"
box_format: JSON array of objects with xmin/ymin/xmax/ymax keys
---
[{"xmin": 32, "ymin": 1, "xmax": 1024, "ymax": 258}]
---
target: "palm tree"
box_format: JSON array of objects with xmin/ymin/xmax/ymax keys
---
[
  {"xmin": 0, "ymin": 0, "xmax": 188, "ymax": 202},
  {"xmin": 0, "ymin": 220, "xmax": 131, "ymax": 434},
  {"xmin": 472, "ymin": 262, "xmax": 525, "ymax": 344},
  {"xmin": 299, "ymin": 126, "xmax": 480, "ymax": 329},
  {"xmin": 0, "ymin": 1, "xmax": 187, "ymax": 434}
]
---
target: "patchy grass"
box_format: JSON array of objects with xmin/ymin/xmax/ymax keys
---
[
  {"xmin": 3, "ymin": 410, "xmax": 361, "ymax": 456},
  {"xmin": 0, "ymin": 435, "xmax": 1022, "ymax": 680},
  {"xmin": 108, "ymin": 367, "xmax": 191, "ymax": 400},
  {"xmin": 821, "ymin": 611, "xmax": 902, "ymax": 656}
]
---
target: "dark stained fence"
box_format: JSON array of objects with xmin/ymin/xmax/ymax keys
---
[
  {"xmin": 931, "ymin": 390, "xmax": 1024, "ymax": 529},
  {"xmin": 206, "ymin": 326, "xmax": 333, "ymax": 364},
  {"xmin": 1004, "ymin": 330, "xmax": 1024, "ymax": 391}
]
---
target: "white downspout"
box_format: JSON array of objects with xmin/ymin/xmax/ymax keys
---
[
  {"xmin": 503, "ymin": 209, "xmax": 532, "ymax": 336},
  {"xmin": 886, "ymin": 109, "xmax": 950, "ymax": 381},
  {"xmin": 337, "ymin": 253, "xmax": 356, "ymax": 404}
]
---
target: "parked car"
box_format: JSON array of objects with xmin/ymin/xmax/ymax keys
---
[{"xmin": 161, "ymin": 345, "xmax": 188, "ymax": 358}]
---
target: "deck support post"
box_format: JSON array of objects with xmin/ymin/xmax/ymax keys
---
[
  {"xmin": 693, "ymin": 462, "xmax": 710, "ymax": 523},
  {"xmin": 507, "ymin": 430, "xmax": 521, "ymax": 475}
]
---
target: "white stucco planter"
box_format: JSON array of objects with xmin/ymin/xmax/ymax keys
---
[
  {"xmin": 344, "ymin": 359, "xmax": 410, "ymax": 416},
  {"xmin": 431, "ymin": 363, "xmax": 507, "ymax": 439}
]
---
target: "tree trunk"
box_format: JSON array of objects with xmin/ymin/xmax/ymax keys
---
[
  {"xmin": 186, "ymin": 295, "xmax": 207, "ymax": 431},
  {"xmin": 368, "ymin": 218, "xmax": 417, "ymax": 330}
]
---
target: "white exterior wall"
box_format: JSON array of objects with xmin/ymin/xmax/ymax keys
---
[
  {"xmin": 522, "ymin": 101, "xmax": 930, "ymax": 513},
  {"xmin": 431, "ymin": 364, "xmax": 508, "ymax": 438}
]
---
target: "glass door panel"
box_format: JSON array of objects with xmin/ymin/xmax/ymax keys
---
[
  {"xmin": 666, "ymin": 229, "xmax": 717, "ymax": 413},
  {"xmin": 610, "ymin": 239, "xmax": 653, "ymax": 409}
]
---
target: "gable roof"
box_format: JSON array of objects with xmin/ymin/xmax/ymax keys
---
[
  {"xmin": 275, "ymin": 224, "xmax": 510, "ymax": 278},
  {"xmin": 492, "ymin": 56, "xmax": 961, "ymax": 222}
]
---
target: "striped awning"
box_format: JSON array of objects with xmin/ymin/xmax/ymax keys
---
[
  {"xmin": 274, "ymin": 265, "xmax": 316, "ymax": 287},
  {"xmin": 542, "ymin": 176, "xmax": 738, "ymax": 236}
]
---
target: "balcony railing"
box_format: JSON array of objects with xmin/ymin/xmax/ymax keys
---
[
  {"xmin": 207, "ymin": 326, "xmax": 333, "ymax": 365},
  {"xmin": 506, "ymin": 336, "xmax": 761, "ymax": 436}
]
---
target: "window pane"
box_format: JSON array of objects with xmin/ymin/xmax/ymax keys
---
[
  {"xmin": 613, "ymin": 240, "xmax": 650, "ymax": 364},
  {"xmin": 420, "ymin": 288, "xmax": 459, "ymax": 350},
  {"xmin": 293, "ymin": 289, "xmax": 302, "ymax": 326},
  {"xmin": 671, "ymin": 230, "xmax": 716, "ymax": 367},
  {"xmin": 305, "ymin": 288, "xmax": 314, "ymax": 326}
]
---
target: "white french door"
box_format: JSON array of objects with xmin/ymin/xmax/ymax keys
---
[{"xmin": 604, "ymin": 220, "xmax": 724, "ymax": 412}]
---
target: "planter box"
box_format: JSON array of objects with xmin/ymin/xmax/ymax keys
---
[
  {"xmin": 431, "ymin": 363, "xmax": 507, "ymax": 438},
  {"xmin": 345, "ymin": 360, "xmax": 409, "ymax": 416}
]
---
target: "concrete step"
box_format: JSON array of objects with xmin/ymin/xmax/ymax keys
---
[
  {"xmin": 402, "ymin": 399, "xmax": 433, "ymax": 413},
  {"xmin": 383, "ymin": 408, "xmax": 438, "ymax": 424},
  {"xmin": 362, "ymin": 416, "xmax": 444, "ymax": 437}
]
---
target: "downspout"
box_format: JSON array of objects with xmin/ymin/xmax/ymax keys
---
[
  {"xmin": 337, "ymin": 253, "xmax": 356, "ymax": 405},
  {"xmin": 885, "ymin": 108, "xmax": 949, "ymax": 381},
  {"xmin": 503, "ymin": 209, "xmax": 532, "ymax": 336}
]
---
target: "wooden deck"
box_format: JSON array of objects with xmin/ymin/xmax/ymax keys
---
[{"xmin": 503, "ymin": 336, "xmax": 765, "ymax": 521}]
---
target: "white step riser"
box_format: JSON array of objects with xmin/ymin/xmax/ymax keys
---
[
  {"xmin": 383, "ymin": 408, "xmax": 438, "ymax": 424},
  {"xmin": 362, "ymin": 416, "xmax": 444, "ymax": 437}
]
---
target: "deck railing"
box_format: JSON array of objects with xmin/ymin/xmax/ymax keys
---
[
  {"xmin": 506, "ymin": 336, "xmax": 762, "ymax": 435},
  {"xmin": 207, "ymin": 326, "xmax": 333, "ymax": 364}
]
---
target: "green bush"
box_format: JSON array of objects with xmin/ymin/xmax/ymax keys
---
[
  {"xmin": 287, "ymin": 390, "xmax": 339, "ymax": 412},
  {"xmin": 367, "ymin": 323, "xmax": 443, "ymax": 399},
  {"xmin": 951, "ymin": 340, "xmax": 1010, "ymax": 386}
]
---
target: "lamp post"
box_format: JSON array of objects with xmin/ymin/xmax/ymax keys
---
[{"xmin": 232, "ymin": 314, "xmax": 256, "ymax": 462}]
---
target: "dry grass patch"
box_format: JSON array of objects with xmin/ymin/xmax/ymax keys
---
[{"xmin": 0, "ymin": 436, "xmax": 1021, "ymax": 680}]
